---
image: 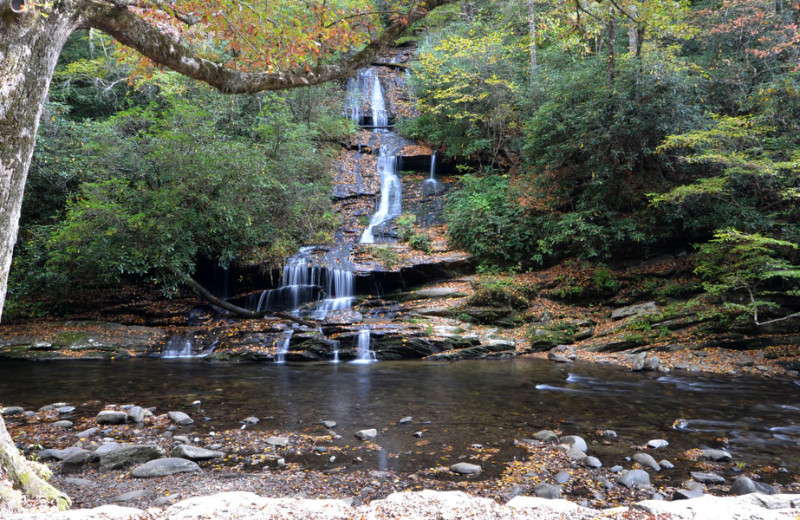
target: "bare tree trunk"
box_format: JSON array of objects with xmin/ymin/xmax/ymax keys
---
[
  {"xmin": 0, "ymin": 2, "xmax": 77, "ymax": 323},
  {"xmin": 527, "ymin": 0, "xmax": 537, "ymax": 81},
  {"xmin": 460, "ymin": 0, "xmax": 475, "ymax": 21},
  {"xmin": 606, "ymin": 16, "xmax": 617, "ymax": 89}
]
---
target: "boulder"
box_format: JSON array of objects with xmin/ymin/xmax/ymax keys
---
[
  {"xmin": 633, "ymin": 453, "xmax": 661, "ymax": 471},
  {"xmin": 450, "ymin": 463, "xmax": 481, "ymax": 475},
  {"xmin": 354, "ymin": 429, "xmax": 377, "ymax": 441},
  {"xmin": 618, "ymin": 469, "xmax": 651, "ymax": 487},
  {"xmin": 533, "ymin": 484, "xmax": 561, "ymax": 500},
  {"xmin": 533, "ymin": 430, "xmax": 559, "ymax": 444},
  {"xmin": 171, "ymin": 444, "xmax": 223, "ymax": 461},
  {"xmin": 528, "ymin": 329, "xmax": 574, "ymax": 352},
  {"xmin": 731, "ymin": 475, "xmax": 777, "ymax": 496},
  {"xmin": 100, "ymin": 444, "xmax": 166, "ymax": 471},
  {"xmin": 168, "ymin": 411, "xmax": 194, "ymax": 426},
  {"xmin": 131, "ymin": 457, "xmax": 201, "ymax": 478},
  {"xmin": 96, "ymin": 410, "xmax": 127, "ymax": 425},
  {"xmin": 126, "ymin": 406, "xmax": 146, "ymax": 424},
  {"xmin": 38, "ymin": 446, "xmax": 87, "ymax": 461},
  {"xmin": 701, "ymin": 448, "xmax": 733, "ymax": 462}
]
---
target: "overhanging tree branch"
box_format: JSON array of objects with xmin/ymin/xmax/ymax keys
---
[{"xmin": 85, "ymin": 0, "xmax": 456, "ymax": 94}]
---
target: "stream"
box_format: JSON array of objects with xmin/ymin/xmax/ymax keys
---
[{"xmin": 1, "ymin": 358, "xmax": 798, "ymax": 477}]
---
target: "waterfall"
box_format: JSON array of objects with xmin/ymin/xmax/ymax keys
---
[
  {"xmin": 275, "ymin": 329, "xmax": 294, "ymax": 364},
  {"xmin": 161, "ymin": 335, "xmax": 194, "ymax": 359},
  {"xmin": 352, "ymin": 328, "xmax": 377, "ymax": 364},
  {"xmin": 423, "ymin": 150, "xmax": 442, "ymax": 197},
  {"xmin": 369, "ymin": 70, "xmax": 388, "ymax": 128},
  {"xmin": 251, "ymin": 245, "xmax": 355, "ymax": 320},
  {"xmin": 360, "ymin": 139, "xmax": 402, "ymax": 243}
]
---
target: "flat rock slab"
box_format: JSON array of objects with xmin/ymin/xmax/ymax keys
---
[
  {"xmin": 131, "ymin": 457, "xmax": 201, "ymax": 478},
  {"xmin": 100, "ymin": 444, "xmax": 165, "ymax": 471},
  {"xmin": 611, "ymin": 302, "xmax": 657, "ymax": 320},
  {"xmin": 450, "ymin": 462, "xmax": 481, "ymax": 475},
  {"xmin": 171, "ymin": 444, "xmax": 223, "ymax": 461}
]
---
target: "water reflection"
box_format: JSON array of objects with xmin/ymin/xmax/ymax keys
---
[{"xmin": 0, "ymin": 358, "xmax": 798, "ymax": 472}]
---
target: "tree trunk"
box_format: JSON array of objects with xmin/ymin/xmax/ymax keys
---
[
  {"xmin": 606, "ymin": 15, "xmax": 617, "ymax": 89},
  {"xmin": 0, "ymin": 2, "xmax": 78, "ymax": 323},
  {"xmin": 527, "ymin": 0, "xmax": 537, "ymax": 81}
]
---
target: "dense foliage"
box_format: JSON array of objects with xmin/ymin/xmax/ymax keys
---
[{"xmin": 7, "ymin": 32, "xmax": 347, "ymax": 317}]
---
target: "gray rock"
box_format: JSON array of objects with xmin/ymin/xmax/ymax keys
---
[
  {"xmin": 618, "ymin": 469, "xmax": 651, "ymax": 487},
  {"xmin": 413, "ymin": 431, "xmax": 423, "ymax": 438},
  {"xmin": 560, "ymin": 435, "xmax": 587, "ymax": 452},
  {"xmin": 75, "ymin": 427, "xmax": 98, "ymax": 440},
  {"xmin": 610, "ymin": 465, "xmax": 624, "ymax": 473},
  {"xmin": 242, "ymin": 416, "xmax": 259, "ymax": 425},
  {"xmin": 534, "ymin": 430, "xmax": 559, "ymax": 444},
  {"xmin": 584, "ymin": 456, "xmax": 602, "ymax": 468},
  {"xmin": 39, "ymin": 403, "xmax": 67, "ymax": 412},
  {"xmin": 691, "ymin": 472, "xmax": 726, "ymax": 484},
  {"xmin": 731, "ymin": 475, "xmax": 777, "ymax": 496},
  {"xmin": 38, "ymin": 446, "xmax": 87, "ymax": 461},
  {"xmin": 53, "ymin": 420, "xmax": 73, "ymax": 428},
  {"xmin": 354, "ymin": 429, "xmax": 377, "ymax": 441},
  {"xmin": 659, "ymin": 459, "xmax": 674, "ymax": 469},
  {"xmin": 548, "ymin": 345, "xmax": 576, "ymax": 363},
  {"xmin": 62, "ymin": 477, "xmax": 94, "ymax": 487},
  {"xmin": 701, "ymin": 448, "xmax": 733, "ymax": 462},
  {"xmin": 633, "ymin": 452, "xmax": 661, "ymax": 471},
  {"xmin": 126, "ymin": 406, "xmax": 145, "ymax": 424},
  {"xmin": 322, "ymin": 421, "xmax": 337, "ymax": 429},
  {"xmin": 398, "ymin": 416, "xmax": 413, "ymax": 425},
  {"xmin": 112, "ymin": 490, "xmax": 150, "ymax": 503},
  {"xmin": 173, "ymin": 435, "xmax": 191, "ymax": 444},
  {"xmin": 95, "ymin": 442, "xmax": 120, "ymax": 457},
  {"xmin": 314, "ymin": 446, "xmax": 328, "ymax": 454},
  {"xmin": 674, "ymin": 483, "xmax": 704, "ymax": 500},
  {"xmin": 58, "ymin": 406, "xmax": 76, "ymax": 414},
  {"xmin": 646, "ymin": 439, "xmax": 669, "ymax": 449},
  {"xmin": 171, "ymin": 444, "xmax": 223, "ymax": 461},
  {"xmin": 611, "ymin": 302, "xmax": 657, "ymax": 320},
  {"xmin": 100, "ymin": 444, "xmax": 166, "ymax": 471},
  {"xmin": 533, "ymin": 484, "xmax": 561, "ymax": 500},
  {"xmin": 646, "ymin": 356, "xmax": 660, "ymax": 371},
  {"xmin": 167, "ymin": 411, "xmax": 194, "ymax": 426},
  {"xmin": 153, "ymin": 495, "xmax": 179, "ymax": 507},
  {"xmin": 96, "ymin": 410, "xmax": 127, "ymax": 425},
  {"xmin": 131, "ymin": 458, "xmax": 201, "ymax": 478},
  {"xmin": 450, "ymin": 463, "xmax": 481, "ymax": 475},
  {"xmin": 601, "ymin": 430, "xmax": 618, "ymax": 439},
  {"xmin": 62, "ymin": 449, "xmax": 95, "ymax": 467},
  {"xmin": 566, "ymin": 446, "xmax": 587, "ymax": 460},
  {"xmin": 554, "ymin": 471, "xmax": 571, "ymax": 484},
  {"xmin": 632, "ymin": 352, "xmax": 647, "ymax": 371},
  {"xmin": 1, "ymin": 406, "xmax": 24, "ymax": 416},
  {"xmin": 266, "ymin": 436, "xmax": 290, "ymax": 447}
]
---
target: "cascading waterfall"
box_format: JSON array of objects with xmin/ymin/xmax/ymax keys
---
[
  {"xmin": 161, "ymin": 335, "xmax": 195, "ymax": 359},
  {"xmin": 250, "ymin": 246, "xmax": 355, "ymax": 320},
  {"xmin": 352, "ymin": 328, "xmax": 377, "ymax": 364},
  {"xmin": 423, "ymin": 150, "xmax": 442, "ymax": 197},
  {"xmin": 357, "ymin": 68, "xmax": 403, "ymax": 244},
  {"xmin": 275, "ymin": 329, "xmax": 294, "ymax": 364}
]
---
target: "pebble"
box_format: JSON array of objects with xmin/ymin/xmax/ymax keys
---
[
  {"xmin": 617, "ymin": 469, "xmax": 651, "ymax": 487},
  {"xmin": 322, "ymin": 421, "xmax": 337, "ymax": 429},
  {"xmin": 398, "ymin": 416, "xmax": 413, "ymax": 424},
  {"xmin": 53, "ymin": 420, "xmax": 73, "ymax": 429},
  {"xmin": 58, "ymin": 406, "xmax": 76, "ymax": 414},
  {"xmin": 242, "ymin": 416, "xmax": 259, "ymax": 425},
  {"xmin": 354, "ymin": 429, "xmax": 378, "ymax": 440},
  {"xmin": 584, "ymin": 456, "xmax": 602, "ymax": 468},
  {"xmin": 96, "ymin": 410, "xmax": 127, "ymax": 425},
  {"xmin": 701, "ymin": 448, "xmax": 733, "ymax": 462},
  {"xmin": 168, "ymin": 411, "xmax": 194, "ymax": 426},
  {"xmin": 646, "ymin": 439, "xmax": 669, "ymax": 449},
  {"xmin": 413, "ymin": 431, "xmax": 423, "ymax": 438},
  {"xmin": 633, "ymin": 452, "xmax": 661, "ymax": 471},
  {"xmin": 659, "ymin": 459, "xmax": 674, "ymax": 469}
]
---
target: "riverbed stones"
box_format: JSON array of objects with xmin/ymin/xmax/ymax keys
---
[
  {"xmin": 533, "ymin": 483, "xmax": 561, "ymax": 499},
  {"xmin": 131, "ymin": 457, "xmax": 201, "ymax": 478},
  {"xmin": 633, "ymin": 453, "xmax": 661, "ymax": 471},
  {"xmin": 1, "ymin": 406, "xmax": 24, "ymax": 416},
  {"xmin": 618, "ymin": 469, "xmax": 651, "ymax": 487},
  {"xmin": 75, "ymin": 427, "xmax": 98, "ymax": 440},
  {"xmin": 560, "ymin": 435, "xmax": 587, "ymax": 452},
  {"xmin": 674, "ymin": 481, "xmax": 704, "ymax": 500},
  {"xmin": 171, "ymin": 444, "xmax": 223, "ymax": 461},
  {"xmin": 38, "ymin": 446, "xmax": 87, "ymax": 461},
  {"xmin": 731, "ymin": 475, "xmax": 778, "ymax": 496},
  {"xmin": 321, "ymin": 421, "xmax": 337, "ymax": 429},
  {"xmin": 96, "ymin": 410, "xmax": 127, "ymax": 425},
  {"xmin": 534, "ymin": 430, "xmax": 559, "ymax": 444},
  {"xmin": 53, "ymin": 420, "xmax": 73, "ymax": 428},
  {"xmin": 58, "ymin": 405, "xmax": 76, "ymax": 414},
  {"xmin": 354, "ymin": 429, "xmax": 378, "ymax": 440},
  {"xmin": 691, "ymin": 472, "xmax": 726, "ymax": 484},
  {"xmin": 566, "ymin": 446, "xmax": 587, "ymax": 460},
  {"xmin": 266, "ymin": 436, "xmax": 290, "ymax": 447},
  {"xmin": 701, "ymin": 448, "xmax": 733, "ymax": 462},
  {"xmin": 126, "ymin": 406, "xmax": 145, "ymax": 424},
  {"xmin": 450, "ymin": 462, "xmax": 481, "ymax": 475},
  {"xmin": 659, "ymin": 459, "xmax": 674, "ymax": 469},
  {"xmin": 584, "ymin": 456, "xmax": 603, "ymax": 468},
  {"xmin": 100, "ymin": 443, "xmax": 166, "ymax": 471},
  {"xmin": 554, "ymin": 471, "xmax": 571, "ymax": 484},
  {"xmin": 168, "ymin": 411, "xmax": 194, "ymax": 426},
  {"xmin": 646, "ymin": 439, "xmax": 669, "ymax": 449},
  {"xmin": 242, "ymin": 416, "xmax": 259, "ymax": 425},
  {"xmin": 398, "ymin": 416, "xmax": 413, "ymax": 424},
  {"xmin": 548, "ymin": 345, "xmax": 576, "ymax": 363},
  {"xmin": 111, "ymin": 490, "xmax": 150, "ymax": 503}
]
